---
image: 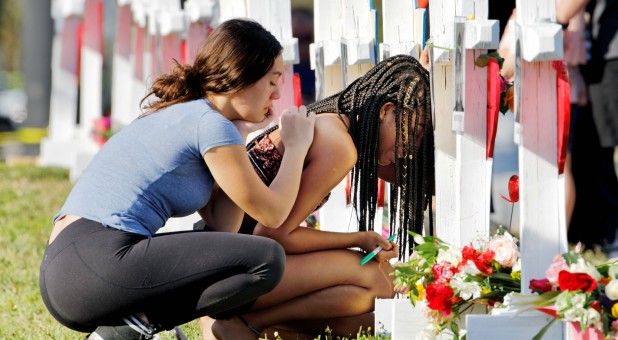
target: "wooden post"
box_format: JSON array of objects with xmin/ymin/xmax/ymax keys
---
[
  {"xmin": 156, "ymin": 0, "xmax": 185, "ymax": 74},
  {"xmin": 110, "ymin": 1, "xmax": 135, "ymax": 130},
  {"xmin": 40, "ymin": 0, "xmax": 84, "ymax": 169},
  {"xmin": 310, "ymin": 0, "xmax": 377, "ymax": 233},
  {"xmin": 184, "ymin": 0, "xmax": 215, "ymax": 64},
  {"xmin": 466, "ymin": 1, "xmax": 566, "ymax": 338}
]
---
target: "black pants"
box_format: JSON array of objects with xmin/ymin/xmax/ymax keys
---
[{"xmin": 39, "ymin": 218, "xmax": 285, "ymax": 333}]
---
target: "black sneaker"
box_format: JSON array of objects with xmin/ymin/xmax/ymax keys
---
[{"xmin": 85, "ymin": 325, "xmax": 158, "ymax": 340}]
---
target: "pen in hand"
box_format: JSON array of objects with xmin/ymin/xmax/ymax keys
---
[{"xmin": 360, "ymin": 234, "xmax": 397, "ymax": 265}]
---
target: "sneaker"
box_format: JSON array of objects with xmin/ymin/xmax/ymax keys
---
[{"xmin": 86, "ymin": 325, "xmax": 159, "ymax": 340}]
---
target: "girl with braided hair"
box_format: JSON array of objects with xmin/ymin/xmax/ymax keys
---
[{"xmin": 203, "ymin": 54, "xmax": 434, "ymax": 339}]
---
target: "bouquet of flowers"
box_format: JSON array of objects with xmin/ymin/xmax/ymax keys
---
[
  {"xmin": 392, "ymin": 229, "xmax": 521, "ymax": 338},
  {"xmin": 507, "ymin": 245, "xmax": 618, "ymax": 339}
]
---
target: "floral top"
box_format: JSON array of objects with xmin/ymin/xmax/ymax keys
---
[{"xmin": 239, "ymin": 125, "xmax": 330, "ymax": 234}]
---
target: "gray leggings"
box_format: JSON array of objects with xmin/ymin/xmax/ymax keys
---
[{"xmin": 39, "ymin": 218, "xmax": 285, "ymax": 333}]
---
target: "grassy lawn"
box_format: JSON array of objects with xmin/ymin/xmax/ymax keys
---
[{"xmin": 0, "ymin": 164, "xmax": 201, "ymax": 339}]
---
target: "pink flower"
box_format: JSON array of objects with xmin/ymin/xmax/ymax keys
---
[
  {"xmin": 487, "ymin": 233, "xmax": 519, "ymax": 267},
  {"xmin": 546, "ymin": 255, "xmax": 568, "ymax": 288},
  {"xmin": 612, "ymin": 319, "xmax": 618, "ymax": 331}
]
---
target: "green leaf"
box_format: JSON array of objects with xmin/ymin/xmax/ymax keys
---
[{"xmin": 532, "ymin": 318, "xmax": 558, "ymax": 340}]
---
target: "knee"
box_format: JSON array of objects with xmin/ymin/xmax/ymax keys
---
[
  {"xmin": 368, "ymin": 265, "xmax": 396, "ymax": 299},
  {"xmin": 257, "ymin": 237, "xmax": 286, "ymax": 292}
]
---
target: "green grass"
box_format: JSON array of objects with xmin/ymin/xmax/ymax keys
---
[
  {"xmin": 0, "ymin": 164, "xmax": 201, "ymax": 339},
  {"xmin": 0, "ymin": 164, "xmax": 381, "ymax": 340}
]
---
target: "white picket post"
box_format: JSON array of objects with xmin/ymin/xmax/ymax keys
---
[
  {"xmin": 110, "ymin": 0, "xmax": 136, "ymax": 130},
  {"xmin": 184, "ymin": 0, "xmax": 215, "ymax": 64},
  {"xmin": 466, "ymin": 1, "xmax": 567, "ymax": 338},
  {"xmin": 310, "ymin": 0, "xmax": 377, "ymax": 233},
  {"xmin": 40, "ymin": 0, "xmax": 84, "ymax": 169},
  {"xmin": 156, "ymin": 0, "xmax": 185, "ymax": 74},
  {"xmin": 40, "ymin": 0, "xmax": 105, "ymax": 183},
  {"xmin": 379, "ymin": 0, "xmax": 424, "ymax": 61}
]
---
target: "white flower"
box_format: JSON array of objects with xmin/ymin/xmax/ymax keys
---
[
  {"xmin": 451, "ymin": 273, "xmax": 482, "ymax": 300},
  {"xmin": 608, "ymin": 264, "xmax": 618, "ymax": 279},
  {"xmin": 437, "ymin": 246, "xmax": 462, "ymax": 267},
  {"xmin": 512, "ymin": 258, "xmax": 521, "ymax": 272},
  {"xmin": 461, "ymin": 260, "xmax": 481, "ymax": 275},
  {"xmin": 555, "ymin": 292, "xmax": 571, "ymax": 312},
  {"xmin": 416, "ymin": 324, "xmax": 440, "ymax": 340},
  {"xmin": 487, "ymin": 233, "xmax": 519, "ymax": 267},
  {"xmin": 570, "ymin": 293, "xmax": 587, "ymax": 309},
  {"xmin": 563, "ymin": 306, "xmax": 584, "ymax": 322},
  {"xmin": 569, "ymin": 258, "xmax": 601, "ymax": 281},
  {"xmin": 607, "ymin": 280, "xmax": 618, "ymax": 300},
  {"xmin": 585, "ymin": 308, "xmax": 602, "ymax": 330}
]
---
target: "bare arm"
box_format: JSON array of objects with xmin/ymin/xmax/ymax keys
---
[
  {"xmin": 204, "ymin": 109, "xmax": 315, "ymax": 228},
  {"xmin": 198, "ymin": 183, "xmax": 244, "ymax": 233},
  {"xmin": 253, "ymin": 122, "xmax": 397, "ymax": 259},
  {"xmin": 556, "ymin": 0, "xmax": 589, "ymax": 24}
]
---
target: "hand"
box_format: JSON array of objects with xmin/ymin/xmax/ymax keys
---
[
  {"xmin": 279, "ymin": 105, "xmax": 315, "ymax": 152},
  {"xmin": 232, "ymin": 113, "xmax": 274, "ymax": 140},
  {"xmin": 358, "ymin": 231, "xmax": 399, "ymax": 263}
]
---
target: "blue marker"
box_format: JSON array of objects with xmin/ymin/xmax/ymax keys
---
[{"xmin": 360, "ymin": 234, "xmax": 397, "ymax": 265}]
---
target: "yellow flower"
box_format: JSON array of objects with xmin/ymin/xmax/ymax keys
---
[
  {"xmin": 611, "ymin": 302, "xmax": 618, "ymax": 318},
  {"xmin": 412, "ymin": 282, "xmax": 426, "ymax": 301},
  {"xmin": 511, "ymin": 271, "xmax": 521, "ymax": 281},
  {"xmin": 482, "ymin": 287, "xmax": 492, "ymax": 295}
]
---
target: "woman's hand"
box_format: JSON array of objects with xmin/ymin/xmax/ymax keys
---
[
  {"xmin": 233, "ymin": 113, "xmax": 275, "ymax": 141},
  {"xmin": 279, "ymin": 105, "xmax": 315, "ymax": 153},
  {"xmin": 358, "ymin": 231, "xmax": 399, "ymax": 263}
]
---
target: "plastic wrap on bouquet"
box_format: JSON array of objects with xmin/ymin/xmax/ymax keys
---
[{"xmin": 569, "ymin": 322, "xmax": 605, "ymax": 340}]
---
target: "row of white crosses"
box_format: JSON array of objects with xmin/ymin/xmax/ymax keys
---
[
  {"xmin": 39, "ymin": 0, "xmax": 299, "ymax": 180},
  {"xmin": 368, "ymin": 0, "xmax": 567, "ymax": 339}
]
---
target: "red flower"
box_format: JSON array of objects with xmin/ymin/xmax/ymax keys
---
[
  {"xmin": 426, "ymin": 282, "xmax": 454, "ymax": 315},
  {"xmin": 529, "ymin": 278, "xmax": 553, "ymax": 293},
  {"xmin": 432, "ymin": 263, "xmax": 456, "ymax": 283},
  {"xmin": 460, "ymin": 245, "xmax": 494, "ymax": 275},
  {"xmin": 557, "ymin": 271, "xmax": 598, "ymax": 292},
  {"xmin": 500, "ymin": 175, "xmax": 519, "ymax": 203}
]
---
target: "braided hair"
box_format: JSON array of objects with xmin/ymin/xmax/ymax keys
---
[{"xmin": 307, "ymin": 54, "xmax": 434, "ymax": 256}]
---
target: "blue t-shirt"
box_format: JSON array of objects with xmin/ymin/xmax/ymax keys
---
[{"xmin": 54, "ymin": 98, "xmax": 243, "ymax": 236}]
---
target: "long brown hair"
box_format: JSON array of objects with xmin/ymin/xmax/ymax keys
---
[
  {"xmin": 308, "ymin": 55, "xmax": 434, "ymax": 255},
  {"xmin": 141, "ymin": 19, "xmax": 283, "ymax": 113}
]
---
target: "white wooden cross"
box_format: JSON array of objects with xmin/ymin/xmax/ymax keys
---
[
  {"xmin": 310, "ymin": 0, "xmax": 377, "ymax": 233},
  {"xmin": 184, "ymin": 0, "xmax": 215, "ymax": 64},
  {"xmin": 40, "ymin": 0, "xmax": 84, "ymax": 169},
  {"xmin": 466, "ymin": 0, "xmax": 567, "ymax": 338},
  {"xmin": 376, "ymin": 0, "xmax": 504, "ymax": 338},
  {"xmin": 110, "ymin": 0, "xmax": 136, "ymax": 130},
  {"xmin": 40, "ymin": 0, "xmax": 104, "ymax": 183}
]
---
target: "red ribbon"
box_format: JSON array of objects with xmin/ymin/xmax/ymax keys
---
[
  {"xmin": 552, "ymin": 60, "xmax": 571, "ymax": 175},
  {"xmin": 486, "ymin": 57, "xmax": 501, "ymax": 159},
  {"xmin": 293, "ymin": 72, "xmax": 302, "ymax": 108}
]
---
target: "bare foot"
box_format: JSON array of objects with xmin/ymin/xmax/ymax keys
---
[{"xmin": 211, "ymin": 317, "xmax": 259, "ymax": 340}]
